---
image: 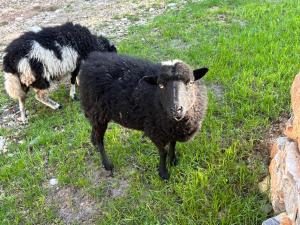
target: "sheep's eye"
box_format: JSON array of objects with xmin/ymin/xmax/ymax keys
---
[{"xmin": 159, "ymin": 84, "xmax": 164, "ymax": 89}]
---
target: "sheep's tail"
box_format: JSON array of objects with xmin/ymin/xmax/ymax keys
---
[{"xmin": 3, "ymin": 72, "xmax": 26, "ymax": 100}]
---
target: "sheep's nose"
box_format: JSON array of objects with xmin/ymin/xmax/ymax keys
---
[
  {"xmin": 176, "ymin": 106, "xmax": 183, "ymax": 114},
  {"xmin": 171, "ymin": 106, "xmax": 183, "ymax": 114},
  {"xmin": 171, "ymin": 106, "xmax": 184, "ymax": 121}
]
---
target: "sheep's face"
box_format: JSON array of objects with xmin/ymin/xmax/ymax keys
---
[
  {"xmin": 97, "ymin": 36, "xmax": 117, "ymax": 52},
  {"xmin": 143, "ymin": 61, "xmax": 208, "ymax": 121}
]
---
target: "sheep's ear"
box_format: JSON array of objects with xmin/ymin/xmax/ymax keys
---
[
  {"xmin": 142, "ymin": 76, "xmax": 158, "ymax": 85},
  {"xmin": 193, "ymin": 68, "xmax": 208, "ymax": 80}
]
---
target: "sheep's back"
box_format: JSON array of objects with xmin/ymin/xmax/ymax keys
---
[{"xmin": 79, "ymin": 52, "xmax": 159, "ymax": 129}]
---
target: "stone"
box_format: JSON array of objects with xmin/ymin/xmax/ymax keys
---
[
  {"xmin": 270, "ymin": 137, "xmax": 287, "ymax": 159},
  {"xmin": 269, "ymin": 137, "xmax": 300, "ymax": 224},
  {"xmin": 280, "ymin": 217, "xmax": 293, "ymax": 225},
  {"xmin": 284, "ymin": 72, "xmax": 300, "ymax": 145},
  {"xmin": 0, "ymin": 136, "xmax": 6, "ymax": 153},
  {"xmin": 262, "ymin": 213, "xmax": 289, "ymax": 225},
  {"xmin": 167, "ymin": 3, "xmax": 177, "ymax": 9},
  {"xmin": 49, "ymin": 178, "xmax": 58, "ymax": 186}
]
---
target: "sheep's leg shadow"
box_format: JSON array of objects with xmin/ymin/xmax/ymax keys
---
[
  {"xmin": 34, "ymin": 89, "xmax": 62, "ymax": 110},
  {"xmin": 91, "ymin": 123, "xmax": 114, "ymax": 172},
  {"xmin": 18, "ymin": 96, "xmax": 27, "ymax": 123},
  {"xmin": 169, "ymin": 141, "xmax": 178, "ymax": 166}
]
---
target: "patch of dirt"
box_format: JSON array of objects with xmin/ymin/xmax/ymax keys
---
[
  {"xmin": 217, "ymin": 14, "xmax": 227, "ymax": 23},
  {"xmin": 232, "ymin": 18, "xmax": 247, "ymax": 27},
  {"xmin": 169, "ymin": 38, "xmax": 190, "ymax": 50},
  {"xmin": 46, "ymin": 162, "xmax": 130, "ymax": 223},
  {"xmin": 0, "ymin": 0, "xmax": 189, "ymax": 58},
  {"xmin": 106, "ymin": 178, "xmax": 129, "ymax": 198},
  {"xmin": 86, "ymin": 161, "xmax": 129, "ymax": 198},
  {"xmin": 209, "ymin": 6, "xmax": 220, "ymax": 12},
  {"xmin": 207, "ymin": 83, "xmax": 224, "ymax": 103},
  {"xmin": 253, "ymin": 112, "xmax": 290, "ymax": 166},
  {"xmin": 0, "ymin": 104, "xmax": 26, "ymax": 129},
  {"xmin": 86, "ymin": 162, "xmax": 114, "ymax": 187},
  {"xmin": 47, "ymin": 185, "xmax": 102, "ymax": 224}
]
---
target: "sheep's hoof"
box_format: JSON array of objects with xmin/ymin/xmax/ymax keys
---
[
  {"xmin": 170, "ymin": 156, "xmax": 179, "ymax": 166},
  {"xmin": 17, "ymin": 116, "xmax": 28, "ymax": 124},
  {"xmin": 159, "ymin": 169, "xmax": 170, "ymax": 180},
  {"xmin": 103, "ymin": 160, "xmax": 114, "ymax": 171}
]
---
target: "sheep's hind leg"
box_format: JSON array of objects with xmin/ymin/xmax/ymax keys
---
[
  {"xmin": 169, "ymin": 141, "xmax": 178, "ymax": 166},
  {"xmin": 70, "ymin": 66, "xmax": 79, "ymax": 100},
  {"xmin": 69, "ymin": 84, "xmax": 77, "ymax": 100},
  {"xmin": 34, "ymin": 89, "xmax": 62, "ymax": 110},
  {"xmin": 91, "ymin": 123, "xmax": 114, "ymax": 171},
  {"xmin": 18, "ymin": 96, "xmax": 27, "ymax": 123}
]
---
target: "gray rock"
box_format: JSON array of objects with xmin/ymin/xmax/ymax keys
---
[
  {"xmin": 167, "ymin": 3, "xmax": 177, "ymax": 8},
  {"xmin": 49, "ymin": 178, "xmax": 58, "ymax": 186},
  {"xmin": 0, "ymin": 136, "xmax": 6, "ymax": 152}
]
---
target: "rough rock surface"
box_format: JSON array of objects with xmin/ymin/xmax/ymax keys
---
[
  {"xmin": 269, "ymin": 137, "xmax": 300, "ymax": 221},
  {"xmin": 262, "ymin": 213, "xmax": 292, "ymax": 225},
  {"xmin": 285, "ymin": 72, "xmax": 300, "ymax": 144},
  {"xmin": 266, "ymin": 73, "xmax": 300, "ymax": 225}
]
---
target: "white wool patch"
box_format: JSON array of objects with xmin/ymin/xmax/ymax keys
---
[
  {"xmin": 18, "ymin": 58, "xmax": 36, "ymax": 86},
  {"xmin": 28, "ymin": 41, "xmax": 79, "ymax": 81},
  {"xmin": 161, "ymin": 59, "xmax": 183, "ymax": 66},
  {"xmin": 4, "ymin": 73, "xmax": 26, "ymax": 99}
]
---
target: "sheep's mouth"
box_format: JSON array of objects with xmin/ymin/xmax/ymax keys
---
[
  {"xmin": 174, "ymin": 116, "xmax": 184, "ymax": 121},
  {"xmin": 170, "ymin": 113, "xmax": 185, "ymax": 121}
]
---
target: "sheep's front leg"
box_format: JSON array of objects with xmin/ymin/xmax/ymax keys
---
[
  {"xmin": 169, "ymin": 141, "xmax": 178, "ymax": 166},
  {"xmin": 151, "ymin": 140, "xmax": 169, "ymax": 180},
  {"xmin": 91, "ymin": 123, "xmax": 114, "ymax": 171},
  {"xmin": 158, "ymin": 146, "xmax": 169, "ymax": 180},
  {"xmin": 34, "ymin": 89, "xmax": 62, "ymax": 110},
  {"xmin": 151, "ymin": 138, "xmax": 170, "ymax": 179}
]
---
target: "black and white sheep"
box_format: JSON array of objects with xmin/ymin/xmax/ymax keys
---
[
  {"xmin": 80, "ymin": 52, "xmax": 208, "ymax": 180},
  {"xmin": 3, "ymin": 22, "xmax": 117, "ymax": 122}
]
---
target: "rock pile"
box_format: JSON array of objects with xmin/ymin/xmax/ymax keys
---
[{"xmin": 265, "ymin": 73, "xmax": 300, "ymax": 225}]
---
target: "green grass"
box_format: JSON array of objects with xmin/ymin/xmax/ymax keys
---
[{"xmin": 1, "ymin": 0, "xmax": 300, "ymax": 224}]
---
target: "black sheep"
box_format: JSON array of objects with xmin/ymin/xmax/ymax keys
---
[
  {"xmin": 80, "ymin": 52, "xmax": 208, "ymax": 180},
  {"xmin": 3, "ymin": 22, "xmax": 116, "ymax": 123}
]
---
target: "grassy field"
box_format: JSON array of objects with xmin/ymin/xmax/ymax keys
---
[{"xmin": 1, "ymin": 0, "xmax": 300, "ymax": 224}]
